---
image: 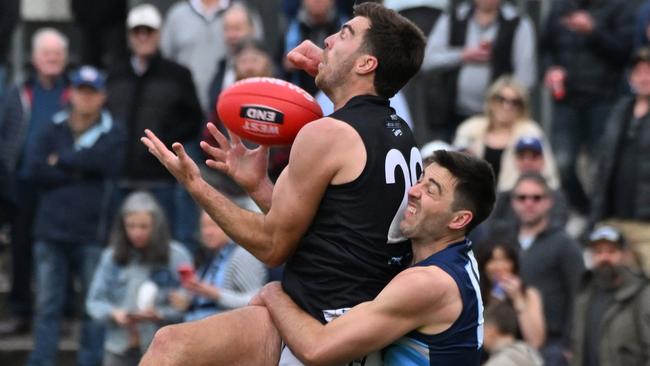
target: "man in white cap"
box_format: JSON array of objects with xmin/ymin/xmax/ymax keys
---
[{"xmin": 106, "ymin": 4, "xmax": 204, "ymax": 250}]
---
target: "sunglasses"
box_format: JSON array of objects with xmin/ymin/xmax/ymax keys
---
[
  {"xmin": 513, "ymin": 194, "xmax": 546, "ymax": 203},
  {"xmin": 493, "ymin": 94, "xmax": 524, "ymax": 108}
]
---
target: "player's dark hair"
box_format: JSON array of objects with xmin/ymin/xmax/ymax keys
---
[
  {"xmin": 424, "ymin": 150, "xmax": 496, "ymax": 234},
  {"xmin": 354, "ymin": 2, "xmax": 425, "ymax": 99},
  {"xmin": 484, "ymin": 302, "xmax": 519, "ymax": 336}
]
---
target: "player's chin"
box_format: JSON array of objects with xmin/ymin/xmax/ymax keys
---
[{"xmin": 399, "ymin": 221, "xmax": 415, "ymax": 237}]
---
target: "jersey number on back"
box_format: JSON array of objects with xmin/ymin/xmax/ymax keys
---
[{"xmin": 384, "ymin": 147, "xmax": 422, "ymax": 243}]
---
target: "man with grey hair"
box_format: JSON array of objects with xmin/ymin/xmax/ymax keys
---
[{"xmin": 0, "ymin": 27, "xmax": 71, "ymax": 337}]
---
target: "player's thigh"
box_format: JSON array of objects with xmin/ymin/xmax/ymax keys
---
[{"xmin": 141, "ymin": 306, "xmax": 280, "ymax": 366}]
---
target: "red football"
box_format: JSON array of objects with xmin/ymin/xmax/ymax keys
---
[{"xmin": 216, "ymin": 77, "xmax": 323, "ymax": 146}]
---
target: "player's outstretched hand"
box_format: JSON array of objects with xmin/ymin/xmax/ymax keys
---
[
  {"xmin": 287, "ymin": 40, "xmax": 323, "ymax": 77},
  {"xmin": 141, "ymin": 129, "xmax": 201, "ymax": 186},
  {"xmin": 200, "ymin": 122, "xmax": 270, "ymax": 193}
]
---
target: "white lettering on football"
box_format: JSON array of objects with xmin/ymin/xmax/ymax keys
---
[
  {"xmin": 243, "ymin": 120, "xmax": 280, "ymax": 136},
  {"xmin": 245, "ymin": 108, "xmax": 277, "ymax": 122}
]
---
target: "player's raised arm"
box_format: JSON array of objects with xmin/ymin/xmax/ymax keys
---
[{"xmin": 141, "ymin": 115, "xmax": 361, "ymax": 266}]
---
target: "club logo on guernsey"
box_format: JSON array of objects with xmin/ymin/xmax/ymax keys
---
[{"xmin": 240, "ymin": 105, "xmax": 284, "ymax": 136}]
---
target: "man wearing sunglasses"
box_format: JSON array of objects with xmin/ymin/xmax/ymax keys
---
[
  {"xmin": 510, "ymin": 172, "xmax": 585, "ymax": 366},
  {"xmin": 484, "ymin": 137, "xmax": 568, "ymax": 238}
]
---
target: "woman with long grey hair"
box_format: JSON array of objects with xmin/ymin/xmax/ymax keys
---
[{"xmin": 86, "ymin": 191, "xmax": 192, "ymax": 366}]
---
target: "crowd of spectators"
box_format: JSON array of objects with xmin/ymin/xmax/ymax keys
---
[{"xmin": 0, "ymin": 0, "xmax": 649, "ymax": 366}]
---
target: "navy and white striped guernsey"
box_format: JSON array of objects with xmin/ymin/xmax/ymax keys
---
[{"xmin": 383, "ymin": 239, "xmax": 484, "ymax": 366}]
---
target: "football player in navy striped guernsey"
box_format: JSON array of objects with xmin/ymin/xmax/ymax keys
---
[{"xmin": 254, "ymin": 150, "xmax": 495, "ymax": 365}]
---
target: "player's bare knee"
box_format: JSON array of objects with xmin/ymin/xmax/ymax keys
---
[{"xmin": 143, "ymin": 325, "xmax": 184, "ymax": 365}]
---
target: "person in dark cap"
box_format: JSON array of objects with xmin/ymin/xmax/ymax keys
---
[
  {"xmin": 570, "ymin": 225, "xmax": 650, "ymax": 366},
  {"xmin": 590, "ymin": 46, "xmax": 650, "ymax": 275},
  {"xmin": 478, "ymin": 136, "xmax": 569, "ymax": 242},
  {"xmin": 509, "ymin": 136, "xmax": 561, "ymax": 190},
  {"xmin": 25, "ymin": 65, "xmax": 126, "ymax": 366}
]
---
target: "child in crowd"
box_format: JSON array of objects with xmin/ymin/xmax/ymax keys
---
[{"xmin": 483, "ymin": 302, "xmax": 544, "ymax": 366}]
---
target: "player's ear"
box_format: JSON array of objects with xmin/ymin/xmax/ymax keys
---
[
  {"xmin": 356, "ymin": 55, "xmax": 378, "ymax": 75},
  {"xmin": 448, "ymin": 210, "xmax": 473, "ymax": 231}
]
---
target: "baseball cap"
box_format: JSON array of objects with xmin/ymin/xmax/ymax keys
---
[
  {"xmin": 127, "ymin": 4, "xmax": 162, "ymax": 30},
  {"xmin": 588, "ymin": 225, "xmax": 625, "ymax": 248},
  {"xmin": 71, "ymin": 66, "xmax": 106, "ymax": 90},
  {"xmin": 515, "ymin": 136, "xmax": 543, "ymax": 154}
]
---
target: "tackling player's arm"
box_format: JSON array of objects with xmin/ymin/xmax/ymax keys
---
[
  {"xmin": 141, "ymin": 118, "xmax": 364, "ymax": 266},
  {"xmin": 258, "ymin": 266, "xmax": 462, "ymax": 366}
]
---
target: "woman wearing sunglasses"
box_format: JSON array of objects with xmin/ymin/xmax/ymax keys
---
[{"xmin": 453, "ymin": 76, "xmax": 559, "ymax": 192}]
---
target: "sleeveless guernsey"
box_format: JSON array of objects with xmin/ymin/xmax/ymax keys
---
[
  {"xmin": 383, "ymin": 239, "xmax": 484, "ymax": 365},
  {"xmin": 282, "ymin": 94, "xmax": 422, "ymax": 322}
]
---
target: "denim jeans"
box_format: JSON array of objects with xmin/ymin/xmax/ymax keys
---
[
  {"xmin": 550, "ymin": 101, "xmax": 613, "ymax": 214},
  {"xmin": 27, "ymin": 241, "xmax": 105, "ymax": 366}
]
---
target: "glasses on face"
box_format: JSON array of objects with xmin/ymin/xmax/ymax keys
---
[
  {"xmin": 513, "ymin": 194, "xmax": 546, "ymax": 203},
  {"xmin": 492, "ymin": 94, "xmax": 524, "ymax": 109}
]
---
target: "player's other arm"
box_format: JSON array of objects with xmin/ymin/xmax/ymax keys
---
[{"xmin": 259, "ymin": 267, "xmax": 462, "ymax": 366}]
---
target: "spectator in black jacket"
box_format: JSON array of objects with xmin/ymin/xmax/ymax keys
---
[
  {"xmin": 106, "ymin": 4, "xmax": 204, "ymax": 250},
  {"xmin": 590, "ymin": 47, "xmax": 650, "ymax": 275},
  {"xmin": 540, "ymin": 0, "xmax": 635, "ymax": 216},
  {"xmin": 71, "ymin": 0, "xmax": 128, "ymax": 68}
]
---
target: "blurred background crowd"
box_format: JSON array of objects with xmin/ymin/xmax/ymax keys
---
[{"xmin": 0, "ymin": 0, "xmax": 649, "ymax": 365}]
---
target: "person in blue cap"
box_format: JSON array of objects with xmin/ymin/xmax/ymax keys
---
[{"xmin": 25, "ymin": 65, "xmax": 126, "ymax": 366}]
